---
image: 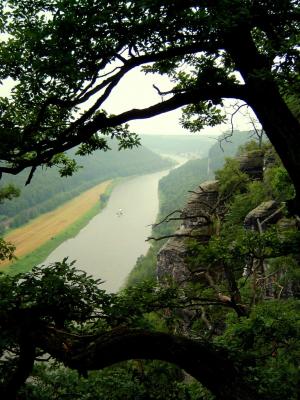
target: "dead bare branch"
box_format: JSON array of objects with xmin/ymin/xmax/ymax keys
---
[{"xmin": 150, "ymin": 210, "xmax": 182, "ymax": 228}]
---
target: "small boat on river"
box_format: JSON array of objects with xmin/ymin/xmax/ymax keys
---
[{"xmin": 116, "ymin": 208, "xmax": 124, "ymax": 217}]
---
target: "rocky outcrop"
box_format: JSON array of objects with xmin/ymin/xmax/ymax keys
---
[
  {"xmin": 157, "ymin": 180, "xmax": 220, "ymax": 283},
  {"xmin": 244, "ymin": 200, "xmax": 283, "ymax": 231},
  {"xmin": 181, "ymin": 180, "xmax": 219, "ymax": 231},
  {"xmin": 157, "ymin": 147, "xmax": 298, "ymax": 304},
  {"xmin": 157, "ymin": 228, "xmax": 191, "ymax": 284},
  {"xmin": 237, "ymin": 150, "xmax": 264, "ymax": 180},
  {"xmin": 263, "ymin": 147, "xmax": 278, "ymax": 170}
]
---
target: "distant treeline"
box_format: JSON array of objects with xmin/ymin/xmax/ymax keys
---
[
  {"xmin": 126, "ymin": 130, "xmax": 254, "ymax": 286},
  {"xmin": 0, "ymin": 143, "xmax": 173, "ymax": 232},
  {"xmin": 139, "ymin": 134, "xmax": 215, "ymax": 157}
]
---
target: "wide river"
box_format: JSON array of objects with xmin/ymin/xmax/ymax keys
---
[{"xmin": 42, "ymin": 165, "xmax": 179, "ymax": 292}]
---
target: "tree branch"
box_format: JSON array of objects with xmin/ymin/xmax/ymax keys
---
[
  {"xmin": 0, "ymin": 339, "xmax": 36, "ymax": 400},
  {"xmin": 0, "ymin": 81, "xmax": 247, "ymax": 177},
  {"xmin": 34, "ymin": 326, "xmax": 259, "ymax": 400}
]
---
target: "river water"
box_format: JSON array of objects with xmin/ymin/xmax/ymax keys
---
[{"xmin": 42, "ymin": 167, "xmax": 174, "ymax": 292}]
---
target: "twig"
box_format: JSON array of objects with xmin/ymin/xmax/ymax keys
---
[
  {"xmin": 152, "ymin": 84, "xmax": 187, "ymax": 97},
  {"xmin": 150, "ymin": 210, "xmax": 182, "ymax": 228},
  {"xmin": 147, "ymin": 231, "xmax": 207, "ymax": 242},
  {"xmin": 25, "ymin": 166, "xmax": 37, "ymax": 185},
  {"xmin": 229, "ymin": 102, "xmax": 248, "ymax": 136}
]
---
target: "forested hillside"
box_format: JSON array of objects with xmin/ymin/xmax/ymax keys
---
[
  {"xmin": 0, "ymin": 1, "xmax": 299, "ymax": 399},
  {"xmin": 140, "ymin": 134, "xmax": 215, "ymax": 157},
  {"xmin": 5, "ymin": 137, "xmax": 298, "ymax": 400},
  {"xmin": 0, "ymin": 143, "xmax": 172, "ymax": 231},
  {"xmin": 126, "ymin": 130, "xmax": 252, "ymax": 285}
]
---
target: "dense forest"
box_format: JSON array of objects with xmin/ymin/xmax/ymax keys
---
[
  {"xmin": 0, "ymin": 143, "xmax": 173, "ymax": 231},
  {"xmin": 0, "ymin": 1, "xmax": 299, "ymax": 399},
  {"xmin": 2, "ymin": 135, "xmax": 298, "ymax": 399}
]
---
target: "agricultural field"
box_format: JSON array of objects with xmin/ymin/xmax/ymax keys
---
[{"xmin": 0, "ymin": 180, "xmax": 111, "ymax": 268}]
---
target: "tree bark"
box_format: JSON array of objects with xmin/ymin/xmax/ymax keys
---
[
  {"xmin": 226, "ymin": 27, "xmax": 300, "ymax": 214},
  {"xmin": 247, "ymin": 81, "xmax": 300, "ymax": 214},
  {"xmin": 0, "ymin": 339, "xmax": 36, "ymax": 400}
]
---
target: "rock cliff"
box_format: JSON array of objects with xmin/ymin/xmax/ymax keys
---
[{"xmin": 157, "ymin": 147, "xmax": 295, "ymax": 294}]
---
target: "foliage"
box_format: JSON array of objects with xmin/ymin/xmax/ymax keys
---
[
  {"xmin": 215, "ymin": 300, "xmax": 300, "ymax": 400},
  {"xmin": 188, "ymin": 226, "xmax": 300, "ymax": 273},
  {"xmin": 236, "ymin": 139, "xmax": 268, "ymax": 156},
  {"xmin": 223, "ymin": 180, "xmax": 268, "ymax": 225},
  {"xmin": 0, "ymin": 184, "xmax": 20, "ymax": 258},
  {"xmin": 0, "ymin": 237, "xmax": 15, "ymax": 261},
  {"xmin": 0, "ymin": 0, "xmax": 298, "ymax": 209},
  {"xmin": 0, "ymin": 259, "xmax": 216, "ymax": 398},
  {"xmin": 20, "ymin": 361, "xmax": 209, "ymax": 400},
  {"xmin": 215, "ymin": 158, "xmax": 249, "ymax": 198},
  {"xmin": 264, "ymin": 165, "xmax": 295, "ymax": 202},
  {"xmin": 1, "ymin": 143, "xmax": 300, "ymax": 398},
  {"xmin": 0, "ymin": 0, "xmax": 299, "ymax": 397},
  {"xmin": 0, "ymin": 184, "xmax": 20, "ymax": 203},
  {"xmin": 127, "ymin": 131, "xmax": 253, "ymax": 287},
  {"xmin": 0, "ymin": 144, "xmax": 172, "ymax": 230}
]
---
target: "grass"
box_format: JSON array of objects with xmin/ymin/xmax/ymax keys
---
[{"xmin": 3, "ymin": 180, "xmax": 119, "ymax": 275}]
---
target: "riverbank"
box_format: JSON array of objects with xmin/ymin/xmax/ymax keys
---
[
  {"xmin": 40, "ymin": 169, "xmax": 172, "ymax": 292},
  {"xmin": 1, "ymin": 179, "xmax": 117, "ymax": 275}
]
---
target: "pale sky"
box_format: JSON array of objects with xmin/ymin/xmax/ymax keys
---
[
  {"xmin": 0, "ymin": 66, "xmax": 259, "ymax": 137},
  {"xmin": 0, "ymin": 20, "xmax": 259, "ymax": 138},
  {"xmin": 102, "ymin": 67, "xmax": 257, "ymax": 136}
]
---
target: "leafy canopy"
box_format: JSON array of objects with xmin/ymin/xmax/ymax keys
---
[{"xmin": 0, "ymin": 0, "xmax": 299, "ymax": 184}]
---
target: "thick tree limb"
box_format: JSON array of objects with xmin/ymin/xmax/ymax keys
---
[
  {"xmin": 35, "ymin": 326, "xmax": 260, "ymax": 400},
  {"xmin": 0, "ymin": 82, "xmax": 246, "ymax": 177},
  {"xmin": 0, "ymin": 339, "xmax": 36, "ymax": 400}
]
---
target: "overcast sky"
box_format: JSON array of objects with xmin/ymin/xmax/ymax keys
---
[
  {"xmin": 102, "ymin": 67, "xmax": 258, "ymax": 136},
  {"xmin": 0, "ymin": 65, "xmax": 258, "ymax": 137}
]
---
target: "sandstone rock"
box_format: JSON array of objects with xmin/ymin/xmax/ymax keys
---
[
  {"xmin": 157, "ymin": 180, "xmax": 220, "ymax": 285},
  {"xmin": 157, "ymin": 227, "xmax": 191, "ymax": 284},
  {"xmin": 244, "ymin": 200, "xmax": 282, "ymax": 230},
  {"xmin": 181, "ymin": 180, "xmax": 219, "ymax": 230},
  {"xmin": 276, "ymin": 217, "xmax": 297, "ymax": 230},
  {"xmin": 237, "ymin": 150, "xmax": 264, "ymax": 180}
]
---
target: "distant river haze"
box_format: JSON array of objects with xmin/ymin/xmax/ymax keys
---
[{"xmin": 42, "ymin": 160, "xmax": 185, "ymax": 292}]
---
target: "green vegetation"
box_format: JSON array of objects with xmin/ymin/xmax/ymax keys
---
[
  {"xmin": 0, "ymin": 1, "xmax": 299, "ymax": 399},
  {"xmin": 21, "ymin": 361, "xmax": 205, "ymax": 400},
  {"xmin": 0, "ymin": 0, "xmax": 299, "ymax": 212},
  {"xmin": 126, "ymin": 130, "xmax": 252, "ymax": 286},
  {"xmin": 4, "ymin": 182, "xmax": 116, "ymax": 275},
  {"xmin": 0, "ymin": 144, "xmax": 173, "ymax": 232},
  {"xmin": 125, "ymin": 138, "xmax": 300, "ymax": 399},
  {"xmin": 2, "ymin": 130, "xmax": 298, "ymax": 399},
  {"xmin": 183, "ymin": 143, "xmax": 299, "ymax": 398}
]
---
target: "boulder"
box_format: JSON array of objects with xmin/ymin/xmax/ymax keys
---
[
  {"xmin": 237, "ymin": 150, "xmax": 264, "ymax": 180},
  {"xmin": 244, "ymin": 200, "xmax": 282, "ymax": 230}
]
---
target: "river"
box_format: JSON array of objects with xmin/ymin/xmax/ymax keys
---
[{"xmin": 42, "ymin": 162, "xmax": 181, "ymax": 293}]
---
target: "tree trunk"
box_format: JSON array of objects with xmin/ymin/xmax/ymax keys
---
[
  {"xmin": 0, "ymin": 339, "xmax": 36, "ymax": 400},
  {"xmin": 246, "ymin": 80, "xmax": 300, "ymax": 214},
  {"xmin": 226, "ymin": 28, "xmax": 300, "ymax": 214}
]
